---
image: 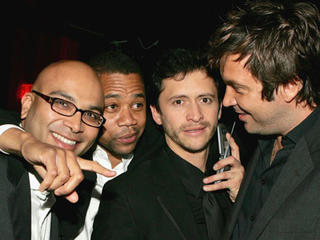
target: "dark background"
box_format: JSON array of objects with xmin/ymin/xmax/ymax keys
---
[
  {"xmin": 4, "ymin": 0, "xmax": 247, "ymax": 112},
  {"xmin": 4, "ymin": 0, "xmax": 320, "ymax": 114},
  {"xmin": 6, "ymin": 0, "xmax": 320, "ymax": 167}
]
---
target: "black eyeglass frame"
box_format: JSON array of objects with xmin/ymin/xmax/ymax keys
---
[{"xmin": 32, "ymin": 90, "xmax": 106, "ymax": 128}]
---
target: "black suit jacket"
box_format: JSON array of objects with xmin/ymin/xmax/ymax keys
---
[
  {"xmin": 0, "ymin": 108, "xmax": 20, "ymax": 124},
  {"xmin": 0, "ymin": 153, "xmax": 59, "ymax": 240},
  {"xmin": 91, "ymin": 137, "xmax": 232, "ymax": 240},
  {"xmin": 225, "ymin": 111, "xmax": 320, "ymax": 240},
  {"xmin": 0, "ymin": 107, "xmax": 165, "ymax": 239}
]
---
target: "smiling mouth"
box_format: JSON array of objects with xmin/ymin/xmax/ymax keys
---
[{"xmin": 52, "ymin": 132, "xmax": 76, "ymax": 146}]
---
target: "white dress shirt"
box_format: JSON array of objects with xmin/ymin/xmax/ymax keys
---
[
  {"xmin": 0, "ymin": 124, "xmax": 55, "ymax": 240},
  {"xmin": 0, "ymin": 124, "xmax": 133, "ymax": 240},
  {"xmin": 75, "ymin": 144, "xmax": 132, "ymax": 240},
  {"xmin": 29, "ymin": 171, "xmax": 56, "ymax": 240}
]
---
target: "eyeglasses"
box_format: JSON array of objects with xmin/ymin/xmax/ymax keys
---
[{"xmin": 32, "ymin": 90, "xmax": 106, "ymax": 128}]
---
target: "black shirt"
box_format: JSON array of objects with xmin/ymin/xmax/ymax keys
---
[
  {"xmin": 164, "ymin": 140, "xmax": 218, "ymax": 240},
  {"xmin": 232, "ymin": 106, "xmax": 320, "ymax": 240}
]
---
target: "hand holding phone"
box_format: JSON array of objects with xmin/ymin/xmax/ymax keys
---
[{"xmin": 214, "ymin": 121, "xmax": 236, "ymax": 183}]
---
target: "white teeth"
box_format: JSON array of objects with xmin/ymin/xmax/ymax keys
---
[{"xmin": 52, "ymin": 133, "xmax": 76, "ymax": 145}]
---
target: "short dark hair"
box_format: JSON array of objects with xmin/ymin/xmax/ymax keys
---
[
  {"xmin": 150, "ymin": 48, "xmax": 222, "ymax": 111},
  {"xmin": 208, "ymin": 0, "xmax": 320, "ymax": 107},
  {"xmin": 87, "ymin": 49, "xmax": 143, "ymax": 78}
]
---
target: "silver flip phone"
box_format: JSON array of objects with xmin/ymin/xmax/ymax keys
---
[{"xmin": 214, "ymin": 121, "xmax": 236, "ymax": 183}]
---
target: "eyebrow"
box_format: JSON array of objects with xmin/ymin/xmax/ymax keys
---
[
  {"xmin": 224, "ymin": 80, "xmax": 248, "ymax": 89},
  {"xmin": 198, "ymin": 93, "xmax": 217, "ymax": 98},
  {"xmin": 49, "ymin": 90, "xmax": 104, "ymax": 113},
  {"xmin": 104, "ymin": 93, "xmax": 146, "ymax": 99},
  {"xmin": 169, "ymin": 93, "xmax": 216, "ymax": 100},
  {"xmin": 49, "ymin": 90, "xmax": 75, "ymax": 102}
]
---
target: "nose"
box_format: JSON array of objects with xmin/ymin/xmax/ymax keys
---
[
  {"xmin": 64, "ymin": 111, "xmax": 83, "ymax": 133},
  {"xmin": 186, "ymin": 102, "xmax": 204, "ymax": 122},
  {"xmin": 223, "ymin": 86, "xmax": 237, "ymax": 107},
  {"xmin": 118, "ymin": 107, "xmax": 137, "ymax": 127}
]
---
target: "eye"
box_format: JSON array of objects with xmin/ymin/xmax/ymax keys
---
[
  {"xmin": 201, "ymin": 97, "xmax": 212, "ymax": 104},
  {"xmin": 132, "ymin": 102, "xmax": 144, "ymax": 110},
  {"xmin": 54, "ymin": 98, "xmax": 73, "ymax": 110},
  {"xmin": 173, "ymin": 99, "xmax": 183, "ymax": 105},
  {"xmin": 105, "ymin": 103, "xmax": 118, "ymax": 113},
  {"xmin": 234, "ymin": 88, "xmax": 244, "ymax": 94},
  {"xmin": 85, "ymin": 111, "xmax": 100, "ymax": 120}
]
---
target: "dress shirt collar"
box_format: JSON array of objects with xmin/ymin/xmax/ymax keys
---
[{"xmin": 93, "ymin": 145, "xmax": 133, "ymax": 187}]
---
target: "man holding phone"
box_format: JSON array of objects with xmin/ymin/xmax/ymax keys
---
[{"xmin": 91, "ymin": 48, "xmax": 244, "ymax": 240}]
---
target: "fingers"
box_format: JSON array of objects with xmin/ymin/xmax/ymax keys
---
[
  {"xmin": 203, "ymin": 157, "xmax": 244, "ymax": 201},
  {"xmin": 78, "ymin": 158, "xmax": 116, "ymax": 177},
  {"xmin": 38, "ymin": 152, "xmax": 115, "ymax": 202},
  {"xmin": 53, "ymin": 151, "xmax": 84, "ymax": 198},
  {"xmin": 63, "ymin": 191, "xmax": 79, "ymax": 204},
  {"xmin": 20, "ymin": 134, "xmax": 116, "ymax": 202},
  {"xmin": 226, "ymin": 133, "xmax": 240, "ymax": 160},
  {"xmin": 45, "ymin": 149, "xmax": 71, "ymax": 192},
  {"xmin": 203, "ymin": 133, "xmax": 244, "ymax": 201}
]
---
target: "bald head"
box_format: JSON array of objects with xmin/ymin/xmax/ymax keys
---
[
  {"xmin": 21, "ymin": 60, "xmax": 105, "ymax": 156},
  {"xmin": 33, "ymin": 60, "xmax": 101, "ymax": 94}
]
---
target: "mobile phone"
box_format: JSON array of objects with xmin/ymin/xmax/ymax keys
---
[{"xmin": 214, "ymin": 121, "xmax": 236, "ymax": 183}]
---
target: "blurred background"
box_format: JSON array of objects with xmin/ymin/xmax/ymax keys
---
[
  {"xmin": 4, "ymin": 0, "xmax": 320, "ymax": 114},
  {"xmin": 4, "ymin": 0, "xmax": 247, "ymax": 111}
]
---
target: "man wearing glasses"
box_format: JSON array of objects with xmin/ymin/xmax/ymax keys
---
[{"xmin": 0, "ymin": 60, "xmax": 114, "ymax": 240}]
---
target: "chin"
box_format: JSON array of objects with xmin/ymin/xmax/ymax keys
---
[{"xmin": 113, "ymin": 146, "xmax": 135, "ymax": 157}]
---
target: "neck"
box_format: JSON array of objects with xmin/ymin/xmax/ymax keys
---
[
  {"xmin": 166, "ymin": 140, "xmax": 209, "ymax": 172},
  {"xmin": 270, "ymin": 136, "xmax": 283, "ymax": 165},
  {"xmin": 99, "ymin": 145, "xmax": 123, "ymax": 169},
  {"xmin": 108, "ymin": 154, "xmax": 123, "ymax": 169},
  {"xmin": 281, "ymin": 102, "xmax": 315, "ymax": 136}
]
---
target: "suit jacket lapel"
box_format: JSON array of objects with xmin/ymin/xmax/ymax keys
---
[
  {"xmin": 54, "ymin": 170, "xmax": 96, "ymax": 239},
  {"xmin": 225, "ymin": 147, "xmax": 261, "ymax": 239},
  {"xmin": 50, "ymin": 210, "xmax": 59, "ymax": 240},
  {"xmin": 7, "ymin": 157, "xmax": 32, "ymax": 240},
  {"xmin": 151, "ymin": 148, "xmax": 200, "ymax": 240},
  {"xmin": 248, "ymin": 138, "xmax": 314, "ymax": 240}
]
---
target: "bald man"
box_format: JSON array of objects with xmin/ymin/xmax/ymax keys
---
[{"xmin": 0, "ymin": 60, "xmax": 114, "ymax": 240}]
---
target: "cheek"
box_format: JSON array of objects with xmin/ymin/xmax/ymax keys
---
[
  {"xmin": 135, "ymin": 112, "xmax": 146, "ymax": 126},
  {"xmin": 98, "ymin": 127, "xmax": 115, "ymax": 144},
  {"xmin": 84, "ymin": 128, "xmax": 99, "ymax": 143}
]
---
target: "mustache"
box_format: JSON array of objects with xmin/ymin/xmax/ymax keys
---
[{"xmin": 114, "ymin": 127, "xmax": 140, "ymax": 138}]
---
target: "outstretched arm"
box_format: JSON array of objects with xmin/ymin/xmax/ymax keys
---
[{"xmin": 0, "ymin": 125, "xmax": 116, "ymax": 203}]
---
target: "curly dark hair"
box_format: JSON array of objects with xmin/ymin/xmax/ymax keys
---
[{"xmin": 150, "ymin": 48, "xmax": 223, "ymax": 110}]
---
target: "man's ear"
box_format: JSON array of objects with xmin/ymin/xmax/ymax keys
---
[
  {"xmin": 150, "ymin": 105, "xmax": 162, "ymax": 126},
  {"xmin": 21, "ymin": 92, "xmax": 34, "ymax": 120},
  {"xmin": 280, "ymin": 77, "xmax": 303, "ymax": 103}
]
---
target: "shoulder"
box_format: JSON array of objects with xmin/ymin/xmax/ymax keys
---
[
  {"xmin": 108, "ymin": 157, "xmax": 154, "ymax": 189},
  {"xmin": 0, "ymin": 108, "xmax": 20, "ymax": 125}
]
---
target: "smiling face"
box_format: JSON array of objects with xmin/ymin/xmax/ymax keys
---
[
  {"xmin": 220, "ymin": 54, "xmax": 296, "ymax": 135},
  {"xmin": 98, "ymin": 73, "xmax": 146, "ymax": 158},
  {"xmin": 151, "ymin": 70, "xmax": 221, "ymax": 157},
  {"xmin": 21, "ymin": 61, "xmax": 104, "ymax": 156}
]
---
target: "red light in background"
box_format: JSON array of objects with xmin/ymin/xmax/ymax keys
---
[{"xmin": 17, "ymin": 83, "xmax": 33, "ymax": 100}]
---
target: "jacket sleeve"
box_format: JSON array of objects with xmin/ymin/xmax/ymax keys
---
[{"xmin": 0, "ymin": 108, "xmax": 20, "ymax": 125}]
